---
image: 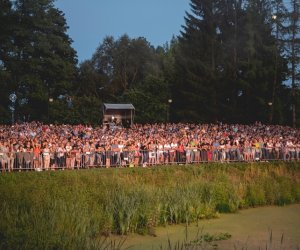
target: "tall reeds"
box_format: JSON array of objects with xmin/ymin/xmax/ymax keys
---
[{"xmin": 0, "ymin": 162, "xmax": 299, "ymax": 248}]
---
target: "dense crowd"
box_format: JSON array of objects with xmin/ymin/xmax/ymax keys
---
[{"xmin": 0, "ymin": 121, "xmax": 299, "ymax": 171}]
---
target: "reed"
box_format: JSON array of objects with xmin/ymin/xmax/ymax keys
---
[{"xmin": 0, "ymin": 162, "xmax": 299, "ymax": 248}]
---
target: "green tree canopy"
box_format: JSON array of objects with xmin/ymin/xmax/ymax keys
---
[{"xmin": 0, "ymin": 0, "xmax": 77, "ymax": 123}]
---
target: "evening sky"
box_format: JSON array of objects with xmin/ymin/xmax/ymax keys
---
[{"xmin": 54, "ymin": 0, "xmax": 190, "ymax": 62}]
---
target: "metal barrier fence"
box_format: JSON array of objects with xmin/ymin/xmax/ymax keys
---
[{"xmin": 0, "ymin": 147, "xmax": 299, "ymax": 172}]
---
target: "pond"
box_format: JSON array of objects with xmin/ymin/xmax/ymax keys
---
[{"xmin": 115, "ymin": 204, "xmax": 300, "ymax": 249}]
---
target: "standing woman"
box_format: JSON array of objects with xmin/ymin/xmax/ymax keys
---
[
  {"xmin": 17, "ymin": 145, "xmax": 25, "ymax": 170},
  {"xmin": 185, "ymin": 141, "xmax": 191, "ymax": 164},
  {"xmin": 170, "ymin": 139, "xmax": 177, "ymax": 164},
  {"xmin": 7, "ymin": 144, "xmax": 15, "ymax": 172},
  {"xmin": 70, "ymin": 145, "xmax": 77, "ymax": 170},
  {"xmin": 33, "ymin": 143, "xmax": 41, "ymax": 170},
  {"xmin": 133, "ymin": 143, "xmax": 141, "ymax": 167},
  {"xmin": 42, "ymin": 145, "xmax": 50, "ymax": 170},
  {"xmin": 274, "ymin": 140, "xmax": 282, "ymax": 160},
  {"xmin": 177, "ymin": 141, "xmax": 185, "ymax": 163},
  {"xmin": 243, "ymin": 139, "xmax": 250, "ymax": 162},
  {"xmin": 65, "ymin": 142, "xmax": 72, "ymax": 169},
  {"xmin": 89, "ymin": 143, "xmax": 96, "ymax": 167},
  {"xmin": 50, "ymin": 144, "xmax": 57, "ymax": 170},
  {"xmin": 75, "ymin": 147, "xmax": 82, "ymax": 169},
  {"xmin": 82, "ymin": 141, "xmax": 91, "ymax": 168},
  {"xmin": 0, "ymin": 142, "xmax": 8, "ymax": 172},
  {"xmin": 21, "ymin": 141, "xmax": 33, "ymax": 170},
  {"xmin": 148, "ymin": 141, "xmax": 156, "ymax": 166}
]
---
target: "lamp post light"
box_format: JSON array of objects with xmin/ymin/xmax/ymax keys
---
[
  {"xmin": 270, "ymin": 13, "xmax": 278, "ymax": 124},
  {"xmin": 167, "ymin": 99, "xmax": 172, "ymax": 123},
  {"xmin": 268, "ymin": 102, "xmax": 273, "ymax": 124},
  {"xmin": 9, "ymin": 93, "xmax": 17, "ymax": 124},
  {"xmin": 99, "ymin": 86, "xmax": 105, "ymax": 104},
  {"xmin": 48, "ymin": 97, "xmax": 53, "ymax": 123},
  {"xmin": 98, "ymin": 87, "xmax": 106, "ymax": 124}
]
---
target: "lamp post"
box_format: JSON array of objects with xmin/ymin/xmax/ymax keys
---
[
  {"xmin": 99, "ymin": 86, "xmax": 105, "ymax": 104},
  {"xmin": 99, "ymin": 87, "xmax": 105, "ymax": 125},
  {"xmin": 48, "ymin": 97, "xmax": 53, "ymax": 123},
  {"xmin": 270, "ymin": 13, "xmax": 278, "ymax": 124},
  {"xmin": 9, "ymin": 93, "xmax": 17, "ymax": 124},
  {"xmin": 167, "ymin": 99, "xmax": 172, "ymax": 123},
  {"xmin": 268, "ymin": 102, "xmax": 273, "ymax": 124}
]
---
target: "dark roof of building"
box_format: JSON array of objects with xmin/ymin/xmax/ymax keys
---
[{"xmin": 103, "ymin": 103, "xmax": 135, "ymax": 110}]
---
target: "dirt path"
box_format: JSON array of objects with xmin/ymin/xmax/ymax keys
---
[{"xmin": 118, "ymin": 204, "xmax": 300, "ymax": 249}]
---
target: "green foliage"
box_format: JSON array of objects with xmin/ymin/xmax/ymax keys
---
[
  {"xmin": 0, "ymin": 162, "xmax": 299, "ymax": 248},
  {"xmin": 0, "ymin": 0, "xmax": 77, "ymax": 123},
  {"xmin": 193, "ymin": 232, "xmax": 232, "ymax": 244},
  {"xmin": 121, "ymin": 75, "xmax": 169, "ymax": 123},
  {"xmin": 1, "ymin": 0, "xmax": 299, "ymax": 125},
  {"xmin": 171, "ymin": 0, "xmax": 295, "ymax": 124}
]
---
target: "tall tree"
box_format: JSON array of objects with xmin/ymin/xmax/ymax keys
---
[
  {"xmin": 268, "ymin": 0, "xmax": 288, "ymax": 124},
  {"xmin": 0, "ymin": 0, "xmax": 14, "ymax": 123},
  {"xmin": 0, "ymin": 0, "xmax": 77, "ymax": 123},
  {"xmin": 286, "ymin": 0, "xmax": 300, "ymax": 127},
  {"xmin": 174, "ymin": 0, "xmax": 224, "ymax": 122},
  {"xmin": 213, "ymin": 0, "xmax": 248, "ymax": 123},
  {"xmin": 174, "ymin": 0, "xmax": 287, "ymax": 124},
  {"xmin": 91, "ymin": 35, "xmax": 162, "ymax": 101},
  {"xmin": 239, "ymin": 0, "xmax": 285, "ymax": 123}
]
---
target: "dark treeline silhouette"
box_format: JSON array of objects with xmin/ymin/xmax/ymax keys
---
[{"xmin": 0, "ymin": 0, "xmax": 299, "ymax": 126}]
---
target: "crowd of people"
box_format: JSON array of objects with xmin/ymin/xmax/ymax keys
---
[{"xmin": 0, "ymin": 121, "xmax": 299, "ymax": 171}]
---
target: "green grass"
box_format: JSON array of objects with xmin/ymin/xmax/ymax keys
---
[{"xmin": 0, "ymin": 162, "xmax": 300, "ymax": 249}]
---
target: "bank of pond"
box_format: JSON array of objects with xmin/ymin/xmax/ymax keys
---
[{"xmin": 0, "ymin": 162, "xmax": 299, "ymax": 249}]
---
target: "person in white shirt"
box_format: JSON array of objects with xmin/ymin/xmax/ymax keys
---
[
  {"xmin": 43, "ymin": 145, "xmax": 50, "ymax": 170},
  {"xmin": 163, "ymin": 142, "xmax": 171, "ymax": 164},
  {"xmin": 65, "ymin": 142, "xmax": 72, "ymax": 169}
]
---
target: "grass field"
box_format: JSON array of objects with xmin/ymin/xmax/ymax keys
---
[{"xmin": 0, "ymin": 162, "xmax": 300, "ymax": 249}]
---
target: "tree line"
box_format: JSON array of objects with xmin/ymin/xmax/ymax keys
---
[{"xmin": 0, "ymin": 0, "xmax": 299, "ymax": 126}]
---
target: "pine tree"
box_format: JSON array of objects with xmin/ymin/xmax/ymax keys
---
[
  {"xmin": 239, "ymin": 0, "xmax": 287, "ymax": 123},
  {"xmin": 268, "ymin": 0, "xmax": 288, "ymax": 124},
  {"xmin": 285, "ymin": 0, "xmax": 300, "ymax": 127},
  {"xmin": 1, "ymin": 0, "xmax": 77, "ymax": 122},
  {"xmin": 174, "ymin": 0, "xmax": 288, "ymax": 124},
  {"xmin": 174, "ymin": 0, "xmax": 224, "ymax": 122}
]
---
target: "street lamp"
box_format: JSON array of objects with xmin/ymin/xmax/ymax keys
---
[
  {"xmin": 166, "ymin": 99, "xmax": 172, "ymax": 123},
  {"xmin": 48, "ymin": 97, "xmax": 53, "ymax": 123},
  {"xmin": 268, "ymin": 102, "xmax": 273, "ymax": 124},
  {"xmin": 99, "ymin": 86, "xmax": 105, "ymax": 104},
  {"xmin": 9, "ymin": 93, "xmax": 17, "ymax": 124},
  {"xmin": 270, "ymin": 12, "xmax": 278, "ymax": 124}
]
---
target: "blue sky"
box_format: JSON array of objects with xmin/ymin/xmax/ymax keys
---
[{"xmin": 54, "ymin": 0, "xmax": 190, "ymax": 63}]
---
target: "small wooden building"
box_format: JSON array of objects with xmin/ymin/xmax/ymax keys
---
[{"xmin": 102, "ymin": 103, "xmax": 135, "ymax": 128}]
